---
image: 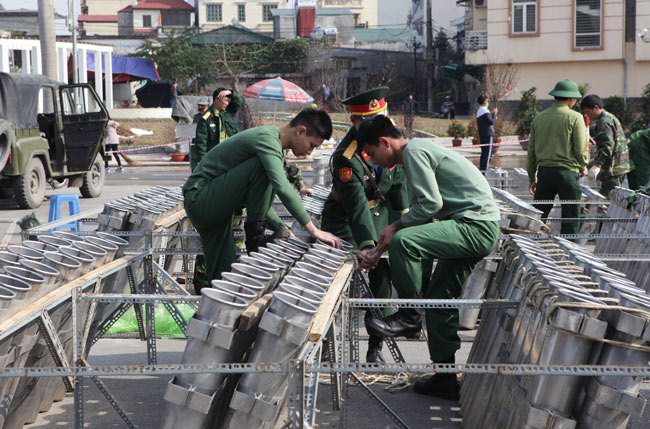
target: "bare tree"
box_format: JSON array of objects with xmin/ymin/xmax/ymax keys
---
[{"xmin": 478, "ymin": 59, "xmax": 520, "ymax": 108}]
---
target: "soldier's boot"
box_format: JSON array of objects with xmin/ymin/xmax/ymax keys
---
[
  {"xmin": 366, "ymin": 335, "xmax": 385, "ymax": 363},
  {"xmin": 244, "ymin": 221, "xmax": 266, "ymax": 254},
  {"xmin": 413, "ymin": 356, "xmax": 460, "ymax": 401}
]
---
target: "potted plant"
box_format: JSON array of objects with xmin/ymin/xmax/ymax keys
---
[
  {"xmin": 467, "ymin": 116, "xmax": 480, "ymax": 145},
  {"xmin": 513, "ymin": 87, "xmax": 540, "ymax": 151},
  {"xmin": 447, "ymin": 119, "xmax": 466, "ymax": 147}
]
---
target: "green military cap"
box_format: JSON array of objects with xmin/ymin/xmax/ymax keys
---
[
  {"xmin": 343, "ymin": 86, "xmax": 390, "ymax": 116},
  {"xmin": 197, "ymin": 101, "xmax": 210, "ymax": 107},
  {"xmin": 549, "ymin": 79, "xmax": 582, "ymax": 98}
]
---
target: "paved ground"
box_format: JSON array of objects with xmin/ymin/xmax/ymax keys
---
[{"xmin": 8, "ymin": 143, "xmax": 650, "ymax": 428}]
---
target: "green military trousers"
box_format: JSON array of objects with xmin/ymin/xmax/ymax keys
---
[
  {"xmin": 184, "ymin": 157, "xmax": 274, "ymax": 282},
  {"xmin": 534, "ymin": 166, "xmax": 582, "ymax": 236},
  {"xmin": 597, "ymin": 172, "xmax": 623, "ymax": 198},
  {"xmin": 388, "ymin": 218, "xmax": 500, "ymax": 362}
]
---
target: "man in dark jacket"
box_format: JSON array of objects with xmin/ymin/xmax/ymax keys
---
[
  {"xmin": 476, "ymin": 95, "xmax": 498, "ymax": 173},
  {"xmin": 190, "ymin": 88, "xmax": 243, "ymax": 170}
]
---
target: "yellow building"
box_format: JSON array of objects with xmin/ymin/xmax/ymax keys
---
[{"xmin": 464, "ymin": 0, "xmax": 650, "ymax": 101}]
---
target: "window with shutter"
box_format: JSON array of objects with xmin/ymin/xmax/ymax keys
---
[
  {"xmin": 511, "ymin": 0, "xmax": 537, "ymax": 35},
  {"xmin": 574, "ymin": 0, "xmax": 602, "ymax": 48}
]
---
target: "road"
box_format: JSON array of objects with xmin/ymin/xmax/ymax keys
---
[{"xmin": 0, "ymin": 165, "xmax": 190, "ymax": 246}]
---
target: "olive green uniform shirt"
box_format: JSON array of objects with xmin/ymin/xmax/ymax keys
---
[
  {"xmin": 526, "ymin": 102, "xmax": 589, "ymax": 182},
  {"xmin": 183, "ymin": 126, "xmax": 311, "ymax": 226},
  {"xmin": 394, "ymin": 139, "xmax": 500, "ymax": 229},
  {"xmin": 321, "ymin": 127, "xmax": 410, "ymax": 250}
]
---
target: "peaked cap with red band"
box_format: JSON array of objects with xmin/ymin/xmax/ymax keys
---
[{"xmin": 343, "ymin": 86, "xmax": 389, "ymax": 116}]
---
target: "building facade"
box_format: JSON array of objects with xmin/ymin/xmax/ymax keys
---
[
  {"xmin": 317, "ymin": 0, "xmax": 378, "ymax": 27},
  {"xmin": 196, "ymin": 0, "xmax": 290, "ymax": 34},
  {"xmin": 463, "ymin": 0, "xmax": 650, "ymax": 101}
]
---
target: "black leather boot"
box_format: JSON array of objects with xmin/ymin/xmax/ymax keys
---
[
  {"xmin": 365, "ymin": 309, "xmax": 422, "ymax": 339},
  {"xmin": 243, "ymin": 221, "xmax": 266, "ymax": 254},
  {"xmin": 413, "ymin": 357, "xmax": 460, "ymax": 401},
  {"xmin": 366, "ymin": 335, "xmax": 385, "ymax": 363}
]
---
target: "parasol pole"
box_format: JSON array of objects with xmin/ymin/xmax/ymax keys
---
[{"xmin": 273, "ymin": 101, "xmax": 277, "ymax": 126}]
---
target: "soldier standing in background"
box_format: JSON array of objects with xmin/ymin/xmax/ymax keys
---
[{"xmin": 581, "ymin": 94, "xmax": 631, "ymax": 197}]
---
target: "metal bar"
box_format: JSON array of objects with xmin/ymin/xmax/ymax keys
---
[
  {"xmin": 513, "ymin": 233, "xmax": 650, "ymax": 240},
  {"xmin": 544, "ymin": 217, "xmax": 637, "ymax": 222},
  {"xmin": 83, "ymin": 294, "xmax": 201, "ymax": 304},
  {"xmin": 80, "ymin": 357, "xmax": 138, "ymax": 428},
  {"xmin": 287, "ymin": 360, "xmax": 305, "ymax": 429},
  {"xmin": 304, "ymin": 342, "xmax": 322, "ymax": 427},
  {"xmin": 126, "ymin": 265, "xmax": 146, "ymax": 342},
  {"xmin": 152, "ymin": 262, "xmax": 195, "ymax": 299},
  {"xmin": 144, "ymin": 254, "xmax": 157, "ymax": 365},
  {"xmin": 91, "ymin": 302, "xmax": 133, "ymax": 346},
  {"xmin": 73, "ymin": 285, "xmax": 84, "ymax": 429},
  {"xmin": 355, "ymin": 273, "xmax": 405, "ymax": 364},
  {"xmin": 507, "ymin": 199, "xmax": 609, "ymax": 204},
  {"xmin": 154, "ymin": 278, "xmax": 188, "ymax": 336},
  {"xmin": 348, "ymin": 373, "xmax": 410, "ymax": 429},
  {"xmin": 81, "ymin": 278, "xmax": 102, "ymax": 357},
  {"xmin": 3, "ymin": 362, "xmax": 650, "ymax": 377},
  {"xmin": 348, "ymin": 298, "xmax": 519, "ymax": 309},
  {"xmin": 325, "ymin": 323, "xmax": 341, "ymax": 411},
  {"xmin": 38, "ymin": 310, "xmax": 74, "ymax": 391}
]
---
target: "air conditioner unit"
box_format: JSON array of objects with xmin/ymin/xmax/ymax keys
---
[{"xmin": 475, "ymin": 0, "xmax": 486, "ymax": 8}]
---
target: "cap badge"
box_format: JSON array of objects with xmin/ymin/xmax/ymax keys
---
[{"xmin": 369, "ymin": 99, "xmax": 380, "ymax": 110}]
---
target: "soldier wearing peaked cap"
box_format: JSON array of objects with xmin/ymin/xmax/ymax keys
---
[{"xmin": 320, "ymin": 87, "xmax": 410, "ymax": 363}]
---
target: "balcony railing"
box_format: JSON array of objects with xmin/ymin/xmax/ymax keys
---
[
  {"xmin": 467, "ymin": 30, "xmax": 487, "ymax": 51},
  {"xmin": 322, "ymin": 0, "xmax": 363, "ymax": 6}
]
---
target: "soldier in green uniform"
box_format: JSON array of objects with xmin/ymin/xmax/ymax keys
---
[
  {"xmin": 183, "ymin": 108, "xmax": 341, "ymax": 282},
  {"xmin": 527, "ymin": 79, "xmax": 588, "ymax": 238},
  {"xmin": 190, "ymin": 88, "xmax": 243, "ymax": 171},
  {"xmin": 320, "ymin": 87, "xmax": 410, "ymax": 363},
  {"xmin": 356, "ymin": 115, "xmax": 500, "ymax": 401},
  {"xmin": 581, "ymin": 94, "xmax": 631, "ymax": 197},
  {"xmin": 627, "ymin": 129, "xmax": 650, "ymax": 190}
]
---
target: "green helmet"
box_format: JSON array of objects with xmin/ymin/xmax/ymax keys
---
[{"xmin": 548, "ymin": 79, "xmax": 582, "ymax": 98}]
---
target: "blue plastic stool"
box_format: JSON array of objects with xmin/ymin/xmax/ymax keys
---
[{"xmin": 48, "ymin": 194, "xmax": 82, "ymax": 231}]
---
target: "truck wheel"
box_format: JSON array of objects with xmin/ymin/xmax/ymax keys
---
[
  {"xmin": 14, "ymin": 157, "xmax": 46, "ymax": 209},
  {"xmin": 80, "ymin": 155, "xmax": 104, "ymax": 198}
]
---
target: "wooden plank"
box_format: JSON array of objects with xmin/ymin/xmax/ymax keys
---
[
  {"xmin": 154, "ymin": 209, "xmax": 186, "ymax": 229},
  {"xmin": 308, "ymin": 261, "xmax": 353, "ymax": 342},
  {"xmin": 239, "ymin": 293, "xmax": 273, "ymax": 331},
  {"xmin": 0, "ymin": 255, "xmax": 137, "ymax": 334}
]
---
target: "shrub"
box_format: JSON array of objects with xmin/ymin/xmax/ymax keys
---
[
  {"xmin": 603, "ymin": 96, "xmax": 632, "ymax": 127},
  {"xmin": 513, "ymin": 87, "xmax": 540, "ymax": 137},
  {"xmin": 494, "ymin": 118, "xmax": 505, "ymax": 139},
  {"xmin": 629, "ymin": 83, "xmax": 650, "ymax": 133},
  {"xmin": 467, "ymin": 116, "xmax": 479, "ymax": 139},
  {"xmin": 447, "ymin": 119, "xmax": 466, "ymax": 138}
]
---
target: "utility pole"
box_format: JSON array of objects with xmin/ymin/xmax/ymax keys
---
[
  {"xmin": 38, "ymin": 0, "xmax": 58, "ymax": 79},
  {"xmin": 69, "ymin": 0, "xmax": 78, "ymax": 83},
  {"xmin": 426, "ymin": 0, "xmax": 434, "ymax": 112}
]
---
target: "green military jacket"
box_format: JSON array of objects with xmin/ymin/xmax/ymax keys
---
[
  {"xmin": 592, "ymin": 109, "xmax": 631, "ymax": 177},
  {"xmin": 321, "ymin": 127, "xmax": 409, "ymax": 250},
  {"xmin": 190, "ymin": 91, "xmax": 243, "ymax": 171}
]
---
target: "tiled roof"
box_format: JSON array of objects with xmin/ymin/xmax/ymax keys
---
[{"xmin": 130, "ymin": 0, "xmax": 194, "ymax": 11}]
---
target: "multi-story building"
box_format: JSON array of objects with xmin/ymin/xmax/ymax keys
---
[
  {"xmin": 118, "ymin": 0, "xmax": 194, "ymax": 36},
  {"xmin": 79, "ymin": 0, "xmax": 194, "ymax": 37},
  {"xmin": 463, "ymin": 0, "xmax": 650, "ymax": 102},
  {"xmin": 317, "ymin": 0, "xmax": 378, "ymax": 27},
  {"xmin": 196, "ymin": 0, "xmax": 290, "ymax": 34}
]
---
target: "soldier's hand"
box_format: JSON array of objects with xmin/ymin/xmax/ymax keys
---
[
  {"xmin": 529, "ymin": 181, "xmax": 537, "ymax": 195},
  {"xmin": 377, "ymin": 224, "xmax": 398, "ymax": 250},
  {"xmin": 299, "ymin": 187, "xmax": 314, "ymax": 197},
  {"xmin": 217, "ymin": 90, "xmax": 232, "ymax": 100},
  {"xmin": 356, "ymin": 247, "xmax": 379, "ymax": 272},
  {"xmin": 312, "ymin": 229, "xmax": 342, "ymax": 249}
]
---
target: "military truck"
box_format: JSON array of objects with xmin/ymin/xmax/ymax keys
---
[{"xmin": 0, "ymin": 72, "xmax": 108, "ymax": 209}]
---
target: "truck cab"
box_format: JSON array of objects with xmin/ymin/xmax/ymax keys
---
[{"xmin": 0, "ymin": 73, "xmax": 108, "ymax": 209}]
